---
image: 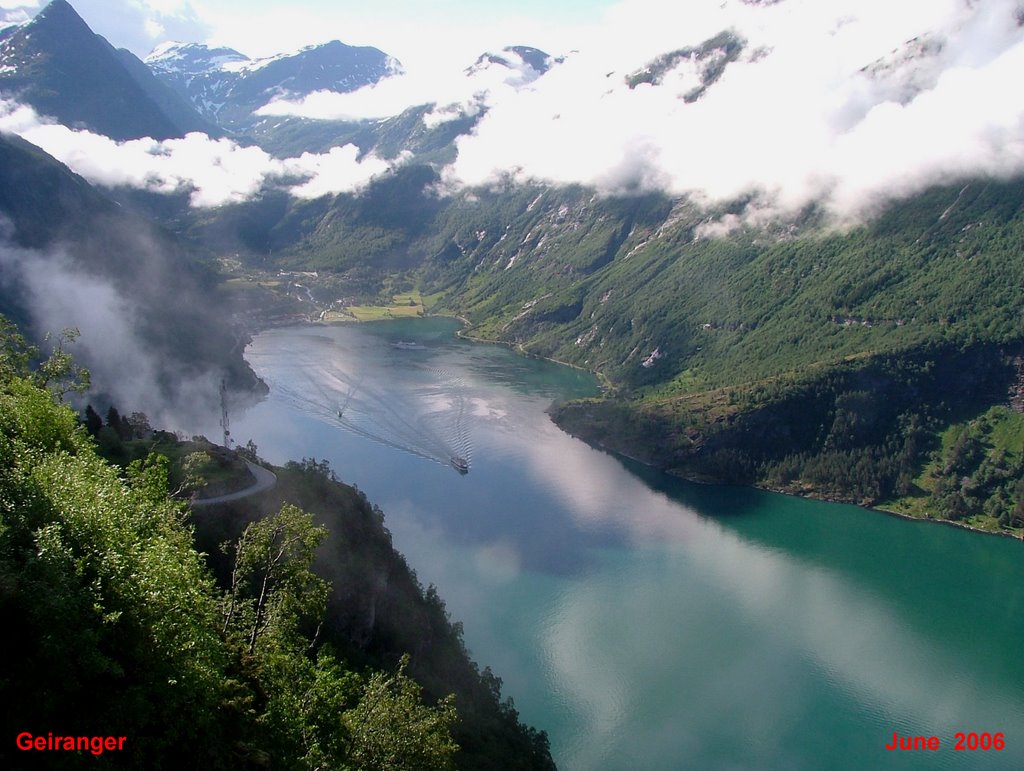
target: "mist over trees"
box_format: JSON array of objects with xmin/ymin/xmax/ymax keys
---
[{"xmin": 0, "ymin": 316, "xmax": 553, "ymax": 769}]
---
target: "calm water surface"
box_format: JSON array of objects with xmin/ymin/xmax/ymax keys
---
[{"xmin": 233, "ymin": 318, "xmax": 1024, "ymax": 770}]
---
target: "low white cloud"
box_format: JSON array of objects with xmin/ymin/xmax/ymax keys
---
[
  {"xmin": 435, "ymin": 0, "xmax": 1024, "ymax": 222},
  {"xmin": 0, "ymin": 1, "xmax": 35, "ymax": 14},
  {"xmin": 242, "ymin": 0, "xmax": 1024, "ymax": 223},
  {"xmin": 256, "ymin": 79, "xmax": 419, "ymax": 122},
  {"xmin": 142, "ymin": 17, "xmax": 164, "ymax": 38},
  {"xmin": 0, "ymin": 5, "xmax": 32, "ymax": 28},
  {"xmin": 11, "ymin": 0, "xmax": 1024, "ymax": 225},
  {"xmin": 257, "ymin": 46, "xmax": 547, "ymax": 126},
  {"xmin": 283, "ymin": 145, "xmax": 395, "ymax": 199},
  {"xmin": 0, "ymin": 99, "xmax": 396, "ymax": 205},
  {"xmin": 0, "ymin": 237, "xmax": 220, "ymax": 428}
]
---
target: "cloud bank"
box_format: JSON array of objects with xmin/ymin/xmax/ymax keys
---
[
  {"xmin": 0, "ymin": 100, "xmax": 394, "ymax": 206},
  {"xmin": 8, "ymin": 0, "xmax": 1024, "ymax": 225},
  {"xmin": 444, "ymin": 0, "xmax": 1024, "ymax": 221},
  {"xmin": 255, "ymin": 0, "xmax": 1024, "ymax": 223},
  {"xmin": 256, "ymin": 46, "xmax": 548, "ymax": 125},
  {"xmin": 0, "ymin": 236, "xmax": 220, "ymax": 429},
  {"xmin": 0, "ymin": 4, "xmax": 34, "ymax": 27}
]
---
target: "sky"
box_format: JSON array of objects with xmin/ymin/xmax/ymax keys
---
[{"xmin": 2, "ymin": 0, "xmax": 620, "ymax": 66}]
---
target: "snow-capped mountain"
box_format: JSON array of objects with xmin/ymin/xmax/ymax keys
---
[
  {"xmin": 625, "ymin": 30, "xmax": 745, "ymax": 102},
  {"xmin": 144, "ymin": 42, "xmax": 250, "ymax": 122},
  {"xmin": 146, "ymin": 39, "xmax": 401, "ymax": 129},
  {"xmin": 468, "ymin": 45, "xmax": 552, "ymax": 77},
  {"xmin": 146, "ymin": 40, "xmax": 250, "ymax": 73},
  {"xmin": 0, "ymin": 0, "xmax": 213, "ymax": 139}
]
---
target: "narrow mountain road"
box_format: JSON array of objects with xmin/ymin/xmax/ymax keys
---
[{"xmin": 191, "ymin": 460, "xmax": 277, "ymax": 507}]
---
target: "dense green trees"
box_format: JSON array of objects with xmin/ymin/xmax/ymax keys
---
[
  {"xmin": 202, "ymin": 456, "xmax": 555, "ymax": 771},
  {"xmin": 921, "ymin": 407, "xmax": 1024, "ymax": 528},
  {"xmin": 343, "ymin": 657, "xmax": 459, "ymax": 771},
  {"xmin": 1, "ymin": 353, "xmax": 234, "ymax": 766},
  {"xmin": 0, "ymin": 320, "xmax": 468, "ymax": 768},
  {"xmin": 554, "ymin": 342, "xmax": 1024, "ymax": 531}
]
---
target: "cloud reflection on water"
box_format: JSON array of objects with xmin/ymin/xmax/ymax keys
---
[{"xmin": 236, "ymin": 323, "xmax": 1024, "ymax": 770}]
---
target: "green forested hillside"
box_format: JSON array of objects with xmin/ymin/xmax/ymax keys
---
[
  {"xmin": 424, "ymin": 179, "xmax": 1024, "ymax": 389},
  {"xmin": 0, "ymin": 319, "xmax": 553, "ymax": 769},
  {"xmin": 187, "ymin": 172, "xmax": 1024, "ymax": 393}
]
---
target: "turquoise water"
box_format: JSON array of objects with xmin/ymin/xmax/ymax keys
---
[{"xmin": 233, "ymin": 319, "xmax": 1024, "ymax": 770}]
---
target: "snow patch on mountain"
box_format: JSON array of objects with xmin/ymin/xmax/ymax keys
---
[
  {"xmin": 146, "ymin": 38, "xmax": 398, "ymax": 128},
  {"xmin": 146, "ymin": 41, "xmax": 250, "ymax": 73}
]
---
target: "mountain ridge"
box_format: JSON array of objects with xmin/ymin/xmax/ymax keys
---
[
  {"xmin": 145, "ymin": 36, "xmax": 400, "ymax": 129},
  {"xmin": 0, "ymin": 0, "xmax": 213, "ymax": 139}
]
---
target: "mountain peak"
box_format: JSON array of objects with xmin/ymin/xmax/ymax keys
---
[
  {"xmin": 34, "ymin": 0, "xmax": 76, "ymax": 18},
  {"xmin": 146, "ymin": 40, "xmax": 188, "ymax": 60},
  {"xmin": 145, "ymin": 37, "xmax": 400, "ymax": 128},
  {"xmin": 468, "ymin": 46, "xmax": 552, "ymax": 77},
  {"xmin": 0, "ymin": 0, "xmax": 212, "ymax": 140},
  {"xmin": 505, "ymin": 46, "xmax": 551, "ymax": 74},
  {"xmin": 145, "ymin": 41, "xmax": 251, "ymax": 75},
  {"xmin": 626, "ymin": 30, "xmax": 744, "ymax": 102},
  {"xmin": 28, "ymin": 0, "xmax": 89, "ymax": 34}
]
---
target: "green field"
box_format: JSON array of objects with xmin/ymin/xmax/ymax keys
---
[
  {"xmin": 345, "ymin": 303, "xmax": 424, "ymax": 321},
  {"xmin": 882, "ymin": 405, "xmax": 1024, "ymax": 532},
  {"xmin": 343, "ymin": 290, "xmax": 429, "ymax": 321}
]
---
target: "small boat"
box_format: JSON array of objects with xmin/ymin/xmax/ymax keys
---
[
  {"xmin": 450, "ymin": 456, "xmax": 469, "ymax": 475},
  {"xmin": 392, "ymin": 341, "xmax": 426, "ymax": 350}
]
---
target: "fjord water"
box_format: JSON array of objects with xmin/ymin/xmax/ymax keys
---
[{"xmin": 233, "ymin": 319, "xmax": 1024, "ymax": 770}]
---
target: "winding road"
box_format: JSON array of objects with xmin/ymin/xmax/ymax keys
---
[{"xmin": 191, "ymin": 460, "xmax": 277, "ymax": 507}]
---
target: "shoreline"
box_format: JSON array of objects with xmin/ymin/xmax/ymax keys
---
[
  {"xmin": 455, "ymin": 326, "xmax": 614, "ymax": 392},
  {"xmin": 245, "ymin": 315, "xmax": 1022, "ymax": 543},
  {"xmin": 559, "ymin": 427, "xmax": 1024, "ymax": 543},
  {"xmin": 237, "ymin": 291, "xmax": 607, "ymax": 391}
]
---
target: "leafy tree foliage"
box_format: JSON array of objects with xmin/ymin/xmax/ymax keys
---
[
  {"xmin": 343, "ymin": 655, "xmax": 459, "ymax": 771},
  {"xmin": 222, "ymin": 504, "xmax": 330, "ymax": 657},
  {"xmin": 195, "ymin": 455, "xmax": 555, "ymax": 770},
  {"xmin": 0, "ymin": 316, "xmax": 467, "ymax": 769},
  {"xmin": 0, "ymin": 341, "xmax": 231, "ymax": 767}
]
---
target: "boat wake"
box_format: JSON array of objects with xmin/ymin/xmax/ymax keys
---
[{"xmin": 263, "ymin": 343, "xmax": 472, "ymax": 474}]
